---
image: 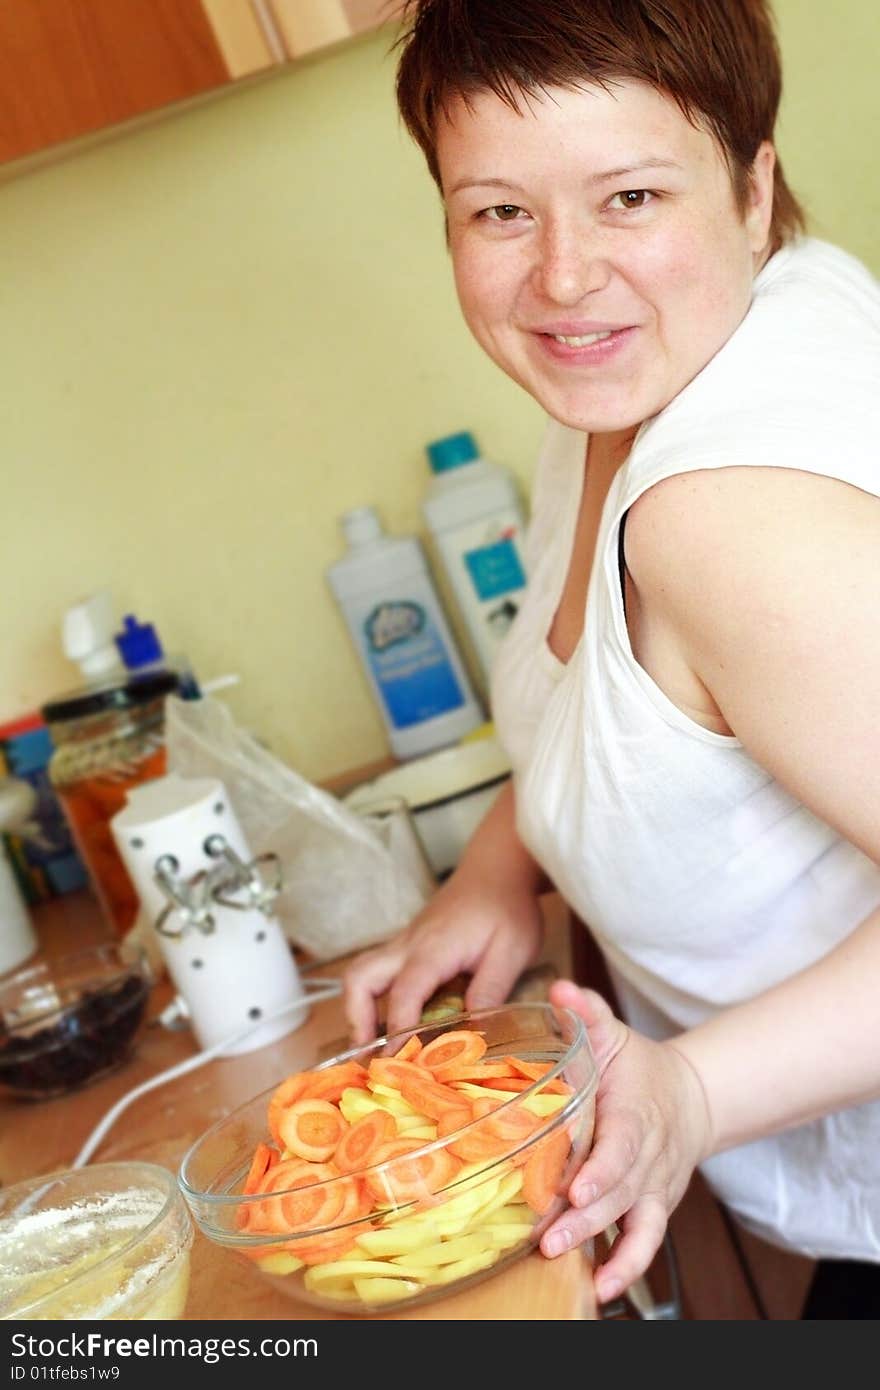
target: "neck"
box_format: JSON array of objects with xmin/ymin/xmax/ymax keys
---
[{"xmin": 589, "ymin": 425, "xmax": 639, "ymax": 472}]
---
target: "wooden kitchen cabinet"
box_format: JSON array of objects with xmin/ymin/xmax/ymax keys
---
[
  {"xmin": 0, "ymin": 0, "xmax": 401, "ymax": 168},
  {"xmin": 268, "ymin": 0, "xmax": 402, "ymax": 59}
]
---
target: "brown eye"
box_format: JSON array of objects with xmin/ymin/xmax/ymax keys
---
[
  {"xmin": 485, "ymin": 204, "xmax": 522, "ymax": 221},
  {"xmin": 611, "ymin": 189, "xmax": 652, "ymax": 210}
]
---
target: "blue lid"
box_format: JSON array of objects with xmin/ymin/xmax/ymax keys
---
[
  {"xmin": 115, "ymin": 613, "xmax": 163, "ymax": 670},
  {"xmin": 426, "ymin": 430, "xmax": 479, "ymax": 473}
]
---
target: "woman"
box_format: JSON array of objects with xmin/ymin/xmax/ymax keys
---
[{"xmin": 343, "ymin": 0, "xmax": 880, "ymax": 1317}]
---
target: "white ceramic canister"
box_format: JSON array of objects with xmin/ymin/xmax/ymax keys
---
[{"xmin": 111, "ymin": 773, "xmax": 305, "ymax": 1054}]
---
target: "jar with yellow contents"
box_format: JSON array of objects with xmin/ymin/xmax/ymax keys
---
[{"xmin": 42, "ymin": 671, "xmax": 181, "ymax": 937}]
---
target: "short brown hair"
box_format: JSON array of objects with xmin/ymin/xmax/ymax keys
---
[{"xmin": 395, "ymin": 0, "xmax": 805, "ymax": 247}]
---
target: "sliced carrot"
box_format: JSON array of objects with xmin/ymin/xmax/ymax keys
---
[
  {"xmin": 278, "ymin": 1098, "xmax": 349, "ymax": 1163},
  {"xmin": 522, "ymin": 1127, "xmax": 571, "ymax": 1215},
  {"xmin": 363, "ymin": 1137, "xmax": 462, "ymax": 1205},
  {"xmin": 432, "ymin": 1061, "xmax": 514, "ymax": 1082},
  {"xmin": 267, "ymin": 1072, "xmax": 311, "ymax": 1147},
  {"xmin": 419, "ymin": 1029, "xmax": 487, "ymax": 1078},
  {"xmin": 435, "ymin": 1106, "xmax": 474, "ymax": 1139},
  {"xmin": 503, "ymin": 1056, "xmax": 573, "ymax": 1096},
  {"xmin": 396, "ymin": 1072, "xmax": 469, "ymax": 1121},
  {"xmin": 252, "ymin": 1160, "xmax": 345, "ymax": 1233},
  {"xmin": 392, "ymin": 1035, "xmax": 424, "ymax": 1062},
  {"xmin": 333, "ymin": 1108, "xmax": 396, "ymax": 1174},
  {"xmin": 293, "ymin": 1229, "xmax": 361, "ymax": 1265},
  {"xmin": 483, "ymin": 1102, "xmax": 542, "ymax": 1145},
  {"xmin": 474, "ymin": 1075, "xmax": 535, "ymax": 1092},
  {"xmin": 243, "ymin": 1141, "xmax": 280, "ymax": 1195},
  {"xmin": 368, "ymin": 1057, "xmax": 433, "ymax": 1090},
  {"xmin": 302, "ymin": 1061, "xmax": 369, "ymax": 1103}
]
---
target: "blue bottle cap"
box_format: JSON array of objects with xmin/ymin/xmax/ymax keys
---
[
  {"xmin": 114, "ymin": 613, "xmax": 164, "ymax": 670},
  {"xmin": 426, "ymin": 431, "xmax": 479, "ymax": 473}
]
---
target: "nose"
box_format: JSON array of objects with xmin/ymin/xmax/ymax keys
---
[{"xmin": 533, "ymin": 219, "xmax": 610, "ymax": 305}]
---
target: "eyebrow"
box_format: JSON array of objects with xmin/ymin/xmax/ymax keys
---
[
  {"xmin": 447, "ymin": 159, "xmax": 684, "ymax": 197},
  {"xmin": 588, "ymin": 159, "xmax": 684, "ymax": 184}
]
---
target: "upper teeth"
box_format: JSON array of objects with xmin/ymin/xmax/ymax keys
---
[{"xmin": 553, "ymin": 331, "xmax": 613, "ymax": 346}]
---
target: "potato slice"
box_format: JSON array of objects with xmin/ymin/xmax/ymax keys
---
[
  {"xmin": 254, "ymin": 1252, "xmax": 303, "ymax": 1275},
  {"xmin": 485, "ymin": 1222, "xmax": 534, "ymax": 1250},
  {"xmin": 392, "ymin": 1230, "xmax": 497, "ymax": 1269},
  {"xmin": 353, "ymin": 1276, "xmax": 423, "ymax": 1305},
  {"xmin": 355, "ymin": 1224, "xmax": 439, "ymax": 1258},
  {"xmin": 304, "ymin": 1258, "xmax": 413, "ymax": 1290},
  {"xmin": 420, "ymin": 1248, "xmax": 499, "ymax": 1285},
  {"xmin": 521, "ymin": 1093, "xmax": 568, "ymax": 1118}
]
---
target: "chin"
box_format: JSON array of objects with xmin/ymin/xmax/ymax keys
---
[{"xmin": 538, "ymin": 395, "xmax": 651, "ymax": 439}]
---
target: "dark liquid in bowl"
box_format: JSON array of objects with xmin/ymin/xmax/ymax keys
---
[{"xmin": 0, "ymin": 975, "xmax": 149, "ymax": 1099}]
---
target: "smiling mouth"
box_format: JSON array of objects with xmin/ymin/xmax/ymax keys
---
[{"xmin": 550, "ymin": 330, "xmax": 614, "ymax": 347}]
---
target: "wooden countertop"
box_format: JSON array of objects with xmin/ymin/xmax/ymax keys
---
[{"xmin": 1, "ymin": 890, "xmax": 597, "ymax": 1322}]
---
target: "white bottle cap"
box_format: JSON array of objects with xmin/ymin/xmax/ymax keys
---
[
  {"xmin": 62, "ymin": 590, "xmax": 121, "ymax": 680},
  {"xmin": 341, "ymin": 506, "xmax": 382, "ymax": 547}
]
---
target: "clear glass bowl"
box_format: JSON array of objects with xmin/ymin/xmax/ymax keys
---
[
  {"xmin": 179, "ymin": 1002, "xmax": 597, "ymax": 1315},
  {"xmin": 0, "ymin": 1161, "xmax": 193, "ymax": 1319},
  {"xmin": 0, "ymin": 941, "xmax": 151, "ymax": 1100}
]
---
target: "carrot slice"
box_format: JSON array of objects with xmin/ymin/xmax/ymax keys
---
[
  {"xmin": 475, "ymin": 1076, "xmax": 535, "ymax": 1092},
  {"xmin": 396, "ymin": 1072, "xmax": 469, "ymax": 1120},
  {"xmin": 278, "ymin": 1099, "xmax": 349, "ymax": 1163},
  {"xmin": 363, "ymin": 1137, "xmax": 461, "ymax": 1205},
  {"xmin": 392, "ymin": 1035, "xmax": 424, "ymax": 1062},
  {"xmin": 243, "ymin": 1141, "xmax": 280, "ymax": 1195},
  {"xmin": 333, "ymin": 1109, "xmax": 396, "ymax": 1174},
  {"xmin": 432, "ymin": 1061, "xmax": 514, "ymax": 1082},
  {"xmin": 252, "ymin": 1160, "xmax": 345, "ymax": 1233},
  {"xmin": 368, "ymin": 1057, "xmax": 433, "ymax": 1090},
  {"xmin": 435, "ymin": 1106, "xmax": 474, "ymax": 1139},
  {"xmin": 522, "ymin": 1127, "xmax": 571, "ymax": 1215},
  {"xmin": 302, "ymin": 1061, "xmax": 369, "ymax": 1103},
  {"xmin": 419, "ymin": 1029, "xmax": 487, "ymax": 1078},
  {"xmin": 293, "ymin": 1229, "xmax": 361, "ymax": 1265},
  {"xmin": 503, "ymin": 1056, "xmax": 573, "ymax": 1096},
  {"xmin": 483, "ymin": 1102, "xmax": 542, "ymax": 1145},
  {"xmin": 267, "ymin": 1073, "xmax": 311, "ymax": 1147}
]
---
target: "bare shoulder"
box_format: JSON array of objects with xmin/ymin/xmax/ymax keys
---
[{"xmin": 625, "ymin": 465, "xmax": 880, "ymax": 640}]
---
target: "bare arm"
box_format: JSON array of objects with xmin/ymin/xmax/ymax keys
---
[
  {"xmin": 544, "ymin": 465, "xmax": 880, "ymax": 1299},
  {"xmin": 671, "ymin": 905, "xmax": 880, "ymax": 1156},
  {"xmin": 646, "ymin": 465, "xmax": 880, "ymax": 1150}
]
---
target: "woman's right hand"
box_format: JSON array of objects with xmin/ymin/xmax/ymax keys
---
[
  {"xmin": 342, "ymin": 783, "xmax": 547, "ymax": 1044},
  {"xmin": 342, "ymin": 868, "xmax": 545, "ymax": 1044}
]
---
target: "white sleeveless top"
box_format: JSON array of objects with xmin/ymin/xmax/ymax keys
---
[{"xmin": 491, "ymin": 237, "xmax": 880, "ymax": 1260}]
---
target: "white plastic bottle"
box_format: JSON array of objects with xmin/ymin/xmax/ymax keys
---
[
  {"xmin": 326, "ymin": 506, "xmax": 484, "ymax": 759},
  {"xmin": 421, "ymin": 431, "xmax": 528, "ymax": 689}
]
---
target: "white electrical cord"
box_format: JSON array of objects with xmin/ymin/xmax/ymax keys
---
[{"xmin": 71, "ymin": 979, "xmax": 342, "ymax": 1170}]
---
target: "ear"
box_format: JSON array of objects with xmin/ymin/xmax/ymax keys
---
[{"xmin": 745, "ymin": 140, "xmax": 776, "ymax": 257}]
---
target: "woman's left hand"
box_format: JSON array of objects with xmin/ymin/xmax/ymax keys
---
[{"xmin": 542, "ymin": 979, "xmax": 713, "ymax": 1306}]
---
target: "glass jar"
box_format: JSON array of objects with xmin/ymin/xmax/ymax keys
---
[{"xmin": 43, "ymin": 671, "xmax": 180, "ymax": 937}]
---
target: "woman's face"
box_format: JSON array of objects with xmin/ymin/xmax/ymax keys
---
[{"xmin": 437, "ymin": 81, "xmax": 774, "ymax": 443}]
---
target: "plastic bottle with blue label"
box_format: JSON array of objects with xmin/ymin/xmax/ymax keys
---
[
  {"xmin": 421, "ymin": 430, "xmax": 528, "ymax": 691},
  {"xmin": 326, "ymin": 506, "xmax": 484, "ymax": 759}
]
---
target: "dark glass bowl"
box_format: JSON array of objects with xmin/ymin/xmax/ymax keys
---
[{"xmin": 0, "ymin": 941, "xmax": 151, "ymax": 1100}]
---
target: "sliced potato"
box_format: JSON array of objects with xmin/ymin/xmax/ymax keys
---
[{"xmin": 353, "ymin": 1276, "xmax": 423, "ymax": 1305}]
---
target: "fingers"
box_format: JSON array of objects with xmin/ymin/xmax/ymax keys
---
[
  {"xmin": 548, "ymin": 979, "xmax": 628, "ymax": 1070},
  {"xmin": 540, "ymin": 1193, "xmax": 668, "ymax": 1306},
  {"xmin": 465, "ymin": 929, "xmax": 536, "ymax": 1011},
  {"xmin": 592, "ymin": 1199, "xmax": 668, "ymax": 1305},
  {"xmin": 384, "ymin": 939, "xmax": 467, "ymax": 1035},
  {"xmin": 342, "ymin": 944, "xmax": 405, "ymax": 1045}
]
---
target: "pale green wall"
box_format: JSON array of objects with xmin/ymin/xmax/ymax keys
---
[{"xmin": 1, "ymin": 2, "xmax": 877, "ymax": 781}]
